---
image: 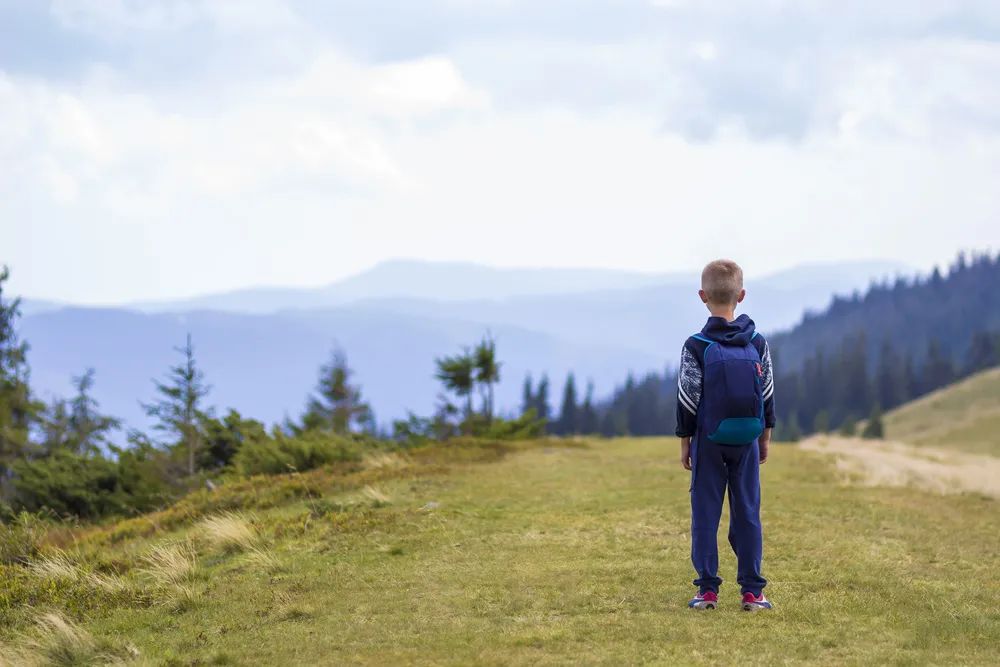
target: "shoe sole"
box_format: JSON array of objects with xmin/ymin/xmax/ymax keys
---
[
  {"xmin": 742, "ymin": 602, "xmax": 770, "ymax": 611},
  {"xmin": 690, "ymin": 601, "xmax": 716, "ymax": 610}
]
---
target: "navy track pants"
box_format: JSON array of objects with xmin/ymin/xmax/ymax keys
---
[{"xmin": 690, "ymin": 437, "xmax": 767, "ymax": 595}]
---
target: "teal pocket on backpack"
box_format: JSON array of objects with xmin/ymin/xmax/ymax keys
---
[{"xmin": 707, "ymin": 417, "xmax": 764, "ymax": 446}]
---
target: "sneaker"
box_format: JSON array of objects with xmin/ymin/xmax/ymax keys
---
[
  {"xmin": 688, "ymin": 591, "xmax": 718, "ymax": 610},
  {"xmin": 741, "ymin": 592, "xmax": 772, "ymax": 611}
]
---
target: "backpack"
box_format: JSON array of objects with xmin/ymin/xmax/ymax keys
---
[{"xmin": 693, "ymin": 334, "xmax": 765, "ymax": 445}]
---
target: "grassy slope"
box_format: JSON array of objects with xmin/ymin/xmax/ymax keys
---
[
  {"xmin": 883, "ymin": 366, "xmax": 1000, "ymax": 455},
  {"xmin": 5, "ymin": 438, "xmax": 1000, "ymax": 665}
]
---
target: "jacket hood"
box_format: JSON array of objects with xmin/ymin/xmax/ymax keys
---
[{"xmin": 701, "ymin": 314, "xmax": 756, "ymax": 346}]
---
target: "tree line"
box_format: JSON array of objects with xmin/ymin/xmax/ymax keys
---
[
  {"xmin": 0, "ymin": 266, "xmax": 537, "ymax": 520},
  {"xmin": 517, "ymin": 251, "xmax": 1000, "ymax": 441}
]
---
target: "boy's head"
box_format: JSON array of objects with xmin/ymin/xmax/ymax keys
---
[{"xmin": 699, "ymin": 259, "xmax": 746, "ymax": 309}]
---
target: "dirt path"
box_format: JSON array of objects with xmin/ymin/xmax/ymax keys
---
[{"xmin": 800, "ymin": 436, "xmax": 1000, "ymax": 499}]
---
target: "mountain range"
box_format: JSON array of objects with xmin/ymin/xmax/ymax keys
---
[{"xmin": 19, "ymin": 259, "xmax": 910, "ymax": 431}]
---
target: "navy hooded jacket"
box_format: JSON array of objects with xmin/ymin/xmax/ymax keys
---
[{"xmin": 675, "ymin": 314, "xmax": 775, "ymax": 438}]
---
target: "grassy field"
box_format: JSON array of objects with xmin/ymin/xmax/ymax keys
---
[
  {"xmin": 883, "ymin": 366, "xmax": 1000, "ymax": 455},
  {"xmin": 2, "ymin": 437, "xmax": 999, "ymax": 665}
]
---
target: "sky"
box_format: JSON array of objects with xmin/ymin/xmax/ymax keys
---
[{"xmin": 3, "ymin": 0, "xmax": 1000, "ymax": 304}]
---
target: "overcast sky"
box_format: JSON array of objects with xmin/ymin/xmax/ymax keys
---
[{"xmin": 3, "ymin": 0, "xmax": 999, "ymax": 304}]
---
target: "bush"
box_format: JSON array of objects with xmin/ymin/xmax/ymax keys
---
[
  {"xmin": 231, "ymin": 432, "xmax": 364, "ymax": 476},
  {"xmin": 7, "ymin": 444, "xmax": 177, "ymax": 520},
  {"xmin": 10, "ymin": 451, "xmax": 130, "ymax": 519}
]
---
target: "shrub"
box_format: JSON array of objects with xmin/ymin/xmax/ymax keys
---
[
  {"xmin": 7, "ymin": 444, "xmax": 177, "ymax": 521},
  {"xmin": 9, "ymin": 452, "xmax": 125, "ymax": 519},
  {"xmin": 231, "ymin": 432, "xmax": 364, "ymax": 476}
]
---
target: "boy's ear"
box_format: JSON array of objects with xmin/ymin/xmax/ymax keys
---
[
  {"xmin": 736, "ymin": 288, "xmax": 746, "ymax": 304},
  {"xmin": 698, "ymin": 289, "xmax": 709, "ymax": 304}
]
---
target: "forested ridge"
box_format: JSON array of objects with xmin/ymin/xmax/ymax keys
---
[{"xmin": 537, "ymin": 251, "xmax": 1000, "ymax": 440}]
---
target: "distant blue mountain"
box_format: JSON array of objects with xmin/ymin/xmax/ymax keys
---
[
  {"xmin": 20, "ymin": 259, "xmax": 909, "ymax": 434},
  {"xmin": 129, "ymin": 259, "xmax": 688, "ymax": 313}
]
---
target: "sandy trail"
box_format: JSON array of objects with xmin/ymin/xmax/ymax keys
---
[{"xmin": 800, "ymin": 436, "xmax": 1000, "ymax": 499}]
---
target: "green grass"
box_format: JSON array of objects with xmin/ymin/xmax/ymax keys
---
[
  {"xmin": 883, "ymin": 366, "xmax": 1000, "ymax": 455},
  {"xmin": 3, "ymin": 438, "xmax": 999, "ymax": 665}
]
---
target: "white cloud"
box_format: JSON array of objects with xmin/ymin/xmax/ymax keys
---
[{"xmin": 2, "ymin": 0, "xmax": 1000, "ymax": 302}]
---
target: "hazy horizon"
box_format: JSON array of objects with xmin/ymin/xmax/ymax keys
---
[{"xmin": 15, "ymin": 255, "xmax": 922, "ymax": 307}]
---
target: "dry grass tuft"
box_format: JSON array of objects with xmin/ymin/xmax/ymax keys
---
[
  {"xmin": 197, "ymin": 513, "xmax": 257, "ymax": 553},
  {"xmin": 362, "ymin": 452, "xmax": 410, "ymax": 471},
  {"xmin": 166, "ymin": 585, "xmax": 200, "ymax": 614},
  {"xmin": 141, "ymin": 542, "xmax": 198, "ymax": 586},
  {"xmin": 245, "ymin": 545, "xmax": 283, "ymax": 573},
  {"xmin": 27, "ymin": 551, "xmax": 131, "ymax": 594},
  {"xmin": 28, "ymin": 552, "xmax": 81, "ymax": 582},
  {"xmin": 362, "ymin": 485, "xmax": 391, "ymax": 507},
  {"xmin": 1, "ymin": 612, "xmax": 138, "ymax": 666}
]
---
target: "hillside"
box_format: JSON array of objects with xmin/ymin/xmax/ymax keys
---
[
  {"xmin": 881, "ymin": 366, "xmax": 1000, "ymax": 456},
  {"xmin": 771, "ymin": 253, "xmax": 1000, "ymax": 372},
  {"xmin": 2, "ymin": 438, "xmax": 997, "ymax": 665}
]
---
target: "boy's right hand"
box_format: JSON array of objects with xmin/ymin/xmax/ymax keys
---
[
  {"xmin": 759, "ymin": 428, "xmax": 772, "ymax": 464},
  {"xmin": 680, "ymin": 437, "xmax": 692, "ymax": 470}
]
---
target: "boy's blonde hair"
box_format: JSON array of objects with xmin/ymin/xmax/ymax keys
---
[{"xmin": 701, "ymin": 259, "xmax": 744, "ymax": 305}]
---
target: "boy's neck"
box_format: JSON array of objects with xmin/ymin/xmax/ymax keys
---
[{"xmin": 707, "ymin": 305, "xmax": 737, "ymax": 322}]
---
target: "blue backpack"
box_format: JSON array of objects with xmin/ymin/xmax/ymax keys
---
[{"xmin": 694, "ymin": 334, "xmax": 765, "ymax": 445}]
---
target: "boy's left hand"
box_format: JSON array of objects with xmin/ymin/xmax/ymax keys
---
[{"xmin": 680, "ymin": 437, "xmax": 692, "ymax": 470}]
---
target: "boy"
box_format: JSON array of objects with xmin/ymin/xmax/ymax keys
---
[{"xmin": 676, "ymin": 259, "xmax": 775, "ymax": 611}]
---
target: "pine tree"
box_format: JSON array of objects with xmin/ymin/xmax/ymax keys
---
[
  {"xmin": 521, "ymin": 375, "xmax": 534, "ymax": 417},
  {"xmin": 964, "ymin": 331, "xmax": 999, "ymax": 375},
  {"xmin": 876, "ymin": 339, "xmax": 909, "ymax": 411},
  {"xmin": 0, "ymin": 265, "xmax": 39, "ymax": 470},
  {"xmin": 535, "ymin": 374, "xmax": 551, "ymax": 426},
  {"xmin": 435, "ymin": 349, "xmax": 475, "ymax": 424},
  {"xmin": 556, "ymin": 373, "xmax": 579, "ymax": 435},
  {"xmin": 784, "ymin": 412, "xmax": 802, "ymax": 442},
  {"xmin": 67, "ymin": 369, "xmax": 119, "ymax": 455},
  {"xmin": 305, "ymin": 347, "xmax": 371, "ymax": 434},
  {"xmin": 579, "ymin": 381, "xmax": 599, "ymax": 434},
  {"xmin": 812, "ymin": 410, "xmax": 830, "ymax": 434},
  {"xmin": 142, "ymin": 334, "xmax": 212, "ymax": 476},
  {"xmin": 922, "ymin": 338, "xmax": 955, "ymax": 395},
  {"xmin": 861, "ymin": 404, "xmax": 884, "ymax": 439},
  {"xmin": 837, "ymin": 415, "xmax": 857, "ymax": 437},
  {"xmin": 473, "ymin": 334, "xmax": 501, "ymax": 422}
]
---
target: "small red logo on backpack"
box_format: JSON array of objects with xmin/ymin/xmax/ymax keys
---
[{"xmin": 756, "ymin": 363, "xmax": 763, "ymax": 377}]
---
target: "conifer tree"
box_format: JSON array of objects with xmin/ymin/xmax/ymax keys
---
[
  {"xmin": 0, "ymin": 266, "xmax": 38, "ymax": 470},
  {"xmin": 556, "ymin": 373, "xmax": 579, "ymax": 435},
  {"xmin": 964, "ymin": 331, "xmax": 999, "ymax": 375},
  {"xmin": 521, "ymin": 375, "xmax": 534, "ymax": 417},
  {"xmin": 861, "ymin": 404, "xmax": 884, "ymax": 439},
  {"xmin": 876, "ymin": 339, "xmax": 908, "ymax": 411},
  {"xmin": 435, "ymin": 349, "xmax": 475, "ymax": 423},
  {"xmin": 67, "ymin": 369, "xmax": 119, "ymax": 455},
  {"xmin": 305, "ymin": 347, "xmax": 371, "ymax": 434},
  {"xmin": 812, "ymin": 410, "xmax": 830, "ymax": 434},
  {"xmin": 922, "ymin": 338, "xmax": 955, "ymax": 395},
  {"xmin": 142, "ymin": 334, "xmax": 212, "ymax": 476},
  {"xmin": 579, "ymin": 381, "xmax": 599, "ymax": 434},
  {"xmin": 473, "ymin": 334, "xmax": 501, "ymax": 422},
  {"xmin": 535, "ymin": 374, "xmax": 551, "ymax": 426},
  {"xmin": 785, "ymin": 412, "xmax": 802, "ymax": 442}
]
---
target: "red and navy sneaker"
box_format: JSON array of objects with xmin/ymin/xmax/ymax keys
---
[
  {"xmin": 688, "ymin": 591, "xmax": 718, "ymax": 610},
  {"xmin": 741, "ymin": 592, "xmax": 772, "ymax": 611}
]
